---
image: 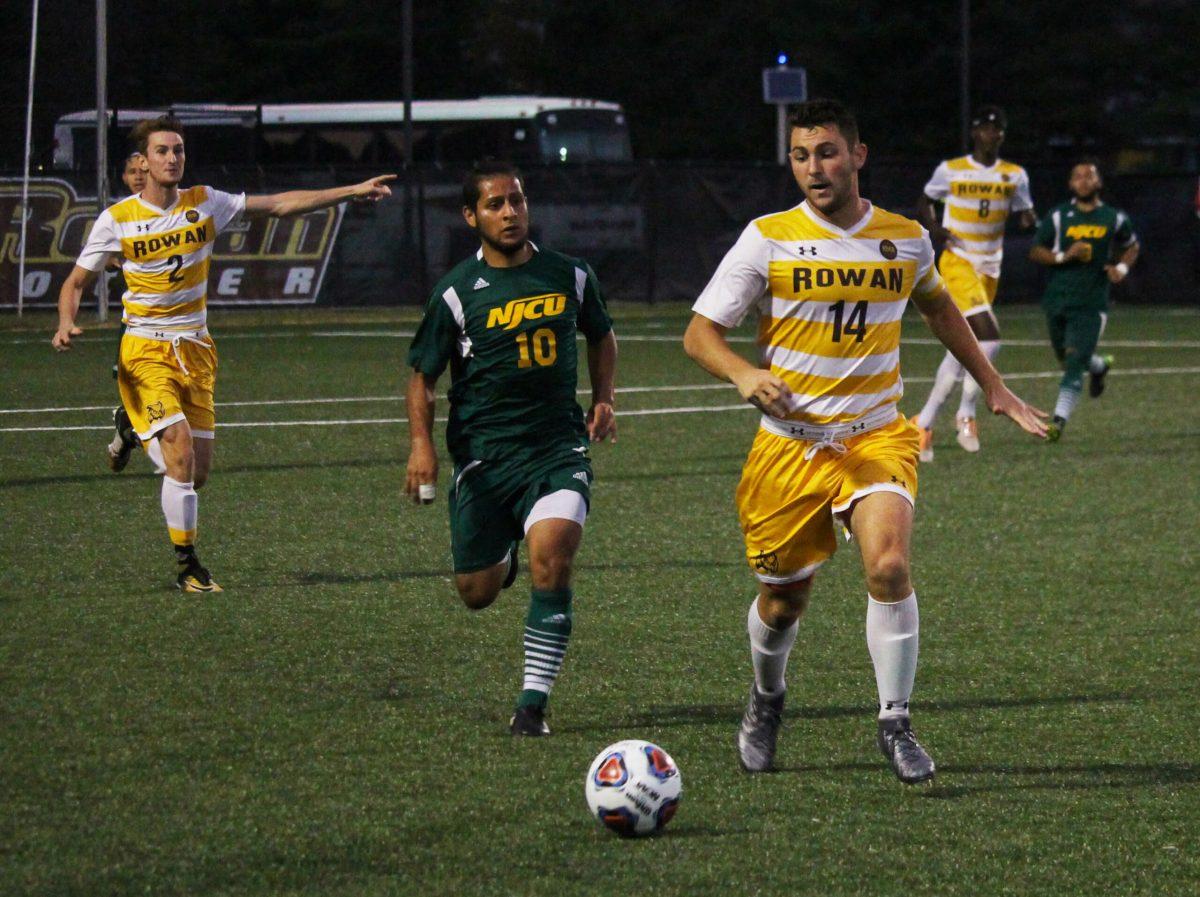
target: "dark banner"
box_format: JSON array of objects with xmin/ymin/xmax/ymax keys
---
[
  {"xmin": 0, "ymin": 178, "xmax": 344, "ymax": 308},
  {"xmin": 3, "ymin": 165, "xmax": 1198, "ymax": 308}
]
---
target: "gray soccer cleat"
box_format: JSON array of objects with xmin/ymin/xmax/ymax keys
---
[
  {"xmin": 736, "ymin": 684, "xmax": 785, "ymax": 772},
  {"xmin": 877, "ymin": 716, "xmax": 936, "ymax": 784}
]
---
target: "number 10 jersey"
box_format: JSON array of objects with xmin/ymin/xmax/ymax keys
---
[
  {"xmin": 408, "ymin": 245, "xmax": 613, "ymax": 465},
  {"xmin": 693, "ymin": 200, "xmax": 943, "ymax": 428}
]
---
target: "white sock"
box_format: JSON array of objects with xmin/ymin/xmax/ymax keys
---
[
  {"xmin": 1088, "ymin": 354, "xmax": 1107, "ymax": 374},
  {"xmin": 747, "ymin": 598, "xmax": 798, "ymax": 696},
  {"xmin": 866, "ymin": 592, "xmax": 919, "ymax": 720},
  {"xmin": 1054, "ymin": 387, "xmax": 1081, "ymax": 421},
  {"xmin": 916, "ymin": 352, "xmax": 963, "ymax": 430},
  {"xmin": 959, "ymin": 340, "xmax": 1000, "ymax": 419},
  {"xmin": 162, "ymin": 476, "xmax": 198, "ymax": 546},
  {"xmin": 145, "ymin": 438, "xmax": 167, "ymax": 475}
]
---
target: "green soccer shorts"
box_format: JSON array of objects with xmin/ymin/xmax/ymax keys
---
[
  {"xmin": 447, "ymin": 448, "xmax": 593, "ymax": 573},
  {"xmin": 1046, "ymin": 307, "xmax": 1106, "ymax": 364}
]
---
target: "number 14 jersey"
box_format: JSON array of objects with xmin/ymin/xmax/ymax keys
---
[
  {"xmin": 693, "ymin": 200, "xmax": 943, "ymax": 427},
  {"xmin": 408, "ymin": 246, "xmax": 613, "ymax": 465}
]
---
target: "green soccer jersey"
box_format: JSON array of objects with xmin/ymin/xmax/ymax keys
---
[
  {"xmin": 1035, "ymin": 200, "xmax": 1136, "ymax": 311},
  {"xmin": 407, "ymin": 246, "xmax": 613, "ymax": 465}
]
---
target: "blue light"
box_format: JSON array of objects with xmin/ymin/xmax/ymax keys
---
[{"xmin": 776, "ymin": 53, "xmax": 788, "ymax": 65}]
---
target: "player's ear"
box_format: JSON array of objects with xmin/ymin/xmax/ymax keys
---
[
  {"xmin": 462, "ymin": 205, "xmax": 477, "ymax": 229},
  {"xmin": 853, "ymin": 141, "xmax": 868, "ymax": 171}
]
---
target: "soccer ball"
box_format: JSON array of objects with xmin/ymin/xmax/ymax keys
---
[{"xmin": 584, "ymin": 739, "xmax": 682, "ymax": 837}]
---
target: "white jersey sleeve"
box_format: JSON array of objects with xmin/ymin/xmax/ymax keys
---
[
  {"xmin": 206, "ymin": 186, "xmax": 247, "ymax": 232},
  {"xmin": 692, "ymin": 223, "xmax": 770, "ymax": 328},
  {"xmin": 1012, "ymin": 168, "xmax": 1034, "ymax": 212},
  {"xmin": 912, "ymin": 228, "xmax": 943, "ymax": 299},
  {"xmin": 74, "ymin": 210, "xmax": 121, "ymax": 272},
  {"xmin": 923, "ymin": 162, "xmax": 951, "ymax": 202}
]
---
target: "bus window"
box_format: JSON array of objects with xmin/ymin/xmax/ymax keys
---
[{"xmin": 535, "ymin": 110, "xmax": 632, "ymax": 163}]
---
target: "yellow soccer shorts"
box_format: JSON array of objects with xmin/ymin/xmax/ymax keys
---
[
  {"xmin": 117, "ymin": 334, "xmax": 218, "ymax": 441},
  {"xmin": 938, "ymin": 250, "xmax": 998, "ymax": 317},
  {"xmin": 735, "ymin": 415, "xmax": 919, "ymax": 584}
]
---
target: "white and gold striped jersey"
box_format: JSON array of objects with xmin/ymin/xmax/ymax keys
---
[
  {"xmin": 924, "ymin": 156, "xmax": 1033, "ymax": 279},
  {"xmin": 76, "ymin": 186, "xmax": 246, "ymax": 333},
  {"xmin": 693, "ymin": 200, "xmax": 943, "ymax": 427}
]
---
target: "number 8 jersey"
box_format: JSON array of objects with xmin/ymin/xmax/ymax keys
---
[
  {"xmin": 693, "ymin": 200, "xmax": 943, "ymax": 428},
  {"xmin": 75, "ymin": 186, "xmax": 246, "ymax": 333},
  {"xmin": 408, "ymin": 245, "xmax": 613, "ymax": 465},
  {"xmin": 924, "ymin": 155, "xmax": 1033, "ymax": 279}
]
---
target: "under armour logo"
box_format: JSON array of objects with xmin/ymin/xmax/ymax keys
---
[{"xmin": 796, "ymin": 245, "xmax": 818, "ymax": 256}]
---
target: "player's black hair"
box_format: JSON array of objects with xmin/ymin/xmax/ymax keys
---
[
  {"xmin": 970, "ymin": 105, "xmax": 1007, "ymax": 130},
  {"xmin": 788, "ymin": 99, "xmax": 860, "ymax": 146},
  {"xmin": 1072, "ymin": 155, "xmax": 1103, "ymax": 177},
  {"xmin": 130, "ymin": 115, "xmax": 185, "ymax": 154},
  {"xmin": 462, "ymin": 159, "xmax": 524, "ymax": 210}
]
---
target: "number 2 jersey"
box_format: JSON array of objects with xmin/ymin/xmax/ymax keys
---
[
  {"xmin": 75, "ymin": 186, "xmax": 246, "ymax": 333},
  {"xmin": 407, "ymin": 246, "xmax": 613, "ymax": 465},
  {"xmin": 924, "ymin": 155, "xmax": 1033, "ymax": 279},
  {"xmin": 693, "ymin": 200, "xmax": 943, "ymax": 428}
]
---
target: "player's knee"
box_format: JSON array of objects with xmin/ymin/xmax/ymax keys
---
[
  {"xmin": 761, "ymin": 578, "xmax": 813, "ymax": 623},
  {"xmin": 530, "ymin": 552, "xmax": 573, "ymax": 590},
  {"xmin": 456, "ymin": 578, "xmax": 500, "ymax": 611},
  {"xmin": 866, "ymin": 551, "xmax": 911, "ymax": 601}
]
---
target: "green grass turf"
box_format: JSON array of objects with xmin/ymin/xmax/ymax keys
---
[{"xmin": 1, "ymin": 304, "xmax": 1197, "ymax": 896}]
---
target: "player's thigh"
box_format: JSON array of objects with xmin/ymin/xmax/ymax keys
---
[
  {"xmin": 1063, "ymin": 309, "xmax": 1104, "ymax": 360},
  {"xmin": 180, "ymin": 339, "xmax": 218, "ymax": 438},
  {"xmin": 1045, "ymin": 309, "xmax": 1069, "ymax": 360},
  {"xmin": 118, "ymin": 336, "xmax": 187, "ymax": 440},
  {"xmin": 939, "ymin": 251, "xmax": 991, "ymax": 317},
  {"xmin": 736, "ymin": 429, "xmax": 837, "ymax": 585},
  {"xmin": 447, "ymin": 461, "xmax": 523, "ymax": 574}
]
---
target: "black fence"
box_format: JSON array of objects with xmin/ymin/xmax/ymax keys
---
[{"xmin": 3, "ymin": 162, "xmax": 1198, "ymax": 310}]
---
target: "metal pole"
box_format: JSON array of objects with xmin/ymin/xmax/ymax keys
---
[
  {"xmin": 402, "ymin": 0, "xmax": 415, "ymax": 297},
  {"xmin": 95, "ymin": 0, "xmax": 109, "ymax": 322},
  {"xmin": 776, "ymin": 104, "xmax": 787, "ymax": 166},
  {"xmin": 960, "ymin": 0, "xmax": 970, "ymax": 153},
  {"xmin": 17, "ymin": 0, "xmax": 40, "ymax": 318}
]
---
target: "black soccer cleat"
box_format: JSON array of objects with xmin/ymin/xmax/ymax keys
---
[
  {"xmin": 509, "ymin": 704, "xmax": 550, "ymax": 737},
  {"xmin": 1046, "ymin": 415, "xmax": 1067, "ymax": 443},
  {"xmin": 1089, "ymin": 354, "xmax": 1113, "ymax": 398},
  {"xmin": 736, "ymin": 684, "xmax": 785, "ymax": 772},
  {"xmin": 106, "ymin": 406, "xmax": 140, "ymax": 473},
  {"xmin": 877, "ymin": 716, "xmax": 936, "ymax": 785},
  {"xmin": 502, "ymin": 542, "xmax": 519, "ymax": 590},
  {"xmin": 175, "ymin": 549, "xmax": 223, "ymax": 594}
]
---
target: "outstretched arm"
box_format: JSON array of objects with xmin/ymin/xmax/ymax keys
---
[
  {"xmin": 51, "ymin": 265, "xmax": 100, "ymax": 351},
  {"xmin": 910, "ymin": 287, "xmax": 1047, "ymax": 438},
  {"xmin": 244, "ymin": 174, "xmax": 397, "ymax": 219},
  {"xmin": 682, "ymin": 313, "xmax": 792, "ymax": 418},
  {"xmin": 585, "ymin": 331, "xmax": 618, "ymax": 443},
  {"xmin": 405, "ymin": 370, "xmax": 439, "ymax": 504}
]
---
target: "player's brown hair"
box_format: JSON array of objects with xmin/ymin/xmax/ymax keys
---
[
  {"xmin": 130, "ymin": 115, "xmax": 185, "ymax": 155},
  {"xmin": 788, "ymin": 99, "xmax": 860, "ymax": 147},
  {"xmin": 462, "ymin": 159, "xmax": 523, "ymax": 210}
]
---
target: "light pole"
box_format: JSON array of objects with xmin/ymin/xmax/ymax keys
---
[{"xmin": 763, "ymin": 55, "xmax": 807, "ymax": 165}]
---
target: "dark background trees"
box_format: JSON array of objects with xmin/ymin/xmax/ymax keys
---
[{"xmin": 1, "ymin": 0, "xmax": 1197, "ymax": 167}]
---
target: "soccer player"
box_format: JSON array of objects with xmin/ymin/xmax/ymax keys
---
[
  {"xmin": 911, "ymin": 106, "xmax": 1037, "ymax": 460},
  {"xmin": 405, "ymin": 160, "xmax": 617, "ymax": 737},
  {"xmin": 104, "ymin": 151, "xmax": 167, "ymax": 475},
  {"xmin": 1030, "ymin": 158, "xmax": 1138, "ymax": 440},
  {"xmin": 683, "ymin": 100, "xmax": 1046, "ymax": 784},
  {"xmin": 53, "ymin": 115, "xmax": 395, "ymax": 592}
]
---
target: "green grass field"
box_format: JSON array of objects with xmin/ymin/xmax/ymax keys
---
[{"xmin": 2, "ymin": 304, "xmax": 1197, "ymax": 896}]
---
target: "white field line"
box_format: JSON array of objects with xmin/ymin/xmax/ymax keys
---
[
  {"xmin": 1, "ymin": 367, "xmax": 1197, "ymax": 434},
  {"xmin": 7, "ymin": 327, "xmax": 1200, "ymax": 349},
  {"xmin": 10, "ymin": 365, "xmax": 1200, "ymax": 417}
]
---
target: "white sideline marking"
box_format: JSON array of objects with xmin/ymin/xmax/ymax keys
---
[{"xmin": 1, "ymin": 367, "xmax": 1197, "ymax": 434}]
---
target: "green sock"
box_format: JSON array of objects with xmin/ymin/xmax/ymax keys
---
[{"xmin": 518, "ymin": 588, "xmax": 573, "ymax": 709}]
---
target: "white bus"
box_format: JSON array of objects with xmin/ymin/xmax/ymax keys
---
[{"xmin": 52, "ymin": 96, "xmax": 633, "ymax": 171}]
